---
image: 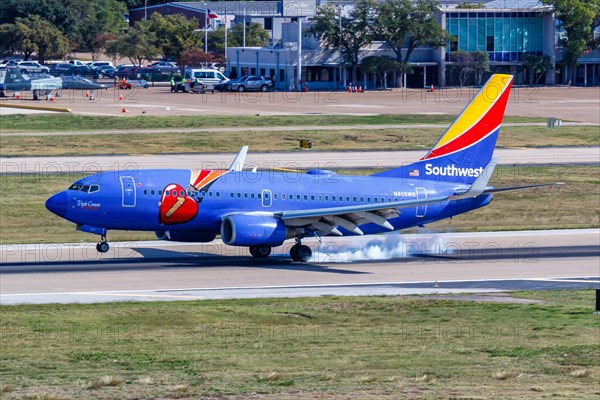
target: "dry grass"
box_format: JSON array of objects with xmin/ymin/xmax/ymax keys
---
[
  {"xmin": 81, "ymin": 376, "xmax": 123, "ymax": 390},
  {"xmin": 415, "ymin": 374, "xmax": 436, "ymax": 384},
  {"xmin": 0, "ymin": 125, "xmax": 597, "ymax": 157},
  {"xmin": 493, "ymin": 370, "xmax": 521, "ymax": 380},
  {"xmin": 570, "ymin": 368, "xmax": 593, "ymax": 378},
  {"xmin": 1, "ymin": 385, "xmax": 15, "ymax": 393}
]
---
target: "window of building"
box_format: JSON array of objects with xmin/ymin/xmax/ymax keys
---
[{"xmin": 264, "ymin": 17, "xmax": 273, "ymax": 30}]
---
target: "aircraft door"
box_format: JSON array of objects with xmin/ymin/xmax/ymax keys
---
[
  {"xmin": 261, "ymin": 189, "xmax": 272, "ymax": 207},
  {"xmin": 415, "ymin": 187, "xmax": 427, "ymax": 217},
  {"xmin": 120, "ymin": 176, "xmax": 136, "ymax": 207}
]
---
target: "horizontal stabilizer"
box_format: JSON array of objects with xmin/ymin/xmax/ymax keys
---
[{"xmin": 483, "ymin": 182, "xmax": 564, "ymax": 194}]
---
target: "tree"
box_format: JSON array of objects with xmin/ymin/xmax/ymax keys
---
[
  {"xmin": 311, "ymin": 0, "xmax": 375, "ymax": 85},
  {"xmin": 523, "ymin": 54, "xmax": 553, "ymax": 84},
  {"xmin": 543, "ymin": 0, "xmax": 595, "ymax": 84},
  {"xmin": 13, "ymin": 16, "xmax": 69, "ymax": 63},
  {"xmin": 105, "ymin": 22, "xmax": 159, "ymax": 66},
  {"xmin": 0, "ymin": 23, "xmax": 22, "ymax": 57},
  {"xmin": 230, "ymin": 22, "xmax": 270, "ymax": 48},
  {"xmin": 147, "ymin": 13, "xmax": 201, "ymax": 61},
  {"xmin": 449, "ymin": 51, "xmax": 489, "ymax": 86},
  {"xmin": 361, "ymin": 55, "xmax": 400, "ymax": 88},
  {"xmin": 71, "ymin": 0, "xmax": 127, "ymax": 59},
  {"xmin": 178, "ymin": 48, "xmax": 214, "ymax": 68},
  {"xmin": 373, "ymin": 0, "xmax": 445, "ymax": 87}
]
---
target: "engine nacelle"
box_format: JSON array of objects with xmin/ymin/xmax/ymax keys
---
[
  {"xmin": 221, "ymin": 215, "xmax": 292, "ymax": 246},
  {"xmin": 155, "ymin": 230, "xmax": 215, "ymax": 243}
]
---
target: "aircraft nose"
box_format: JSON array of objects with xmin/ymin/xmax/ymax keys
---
[{"xmin": 46, "ymin": 191, "xmax": 68, "ymax": 218}]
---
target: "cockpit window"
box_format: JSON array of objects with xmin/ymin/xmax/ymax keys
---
[{"xmin": 68, "ymin": 184, "xmax": 100, "ymax": 193}]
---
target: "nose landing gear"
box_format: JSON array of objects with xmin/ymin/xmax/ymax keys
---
[{"xmin": 96, "ymin": 235, "xmax": 109, "ymax": 253}]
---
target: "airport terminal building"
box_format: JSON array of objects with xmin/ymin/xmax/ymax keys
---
[{"xmin": 130, "ymin": 0, "xmax": 599, "ymax": 89}]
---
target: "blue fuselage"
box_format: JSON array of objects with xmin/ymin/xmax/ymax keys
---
[{"xmin": 52, "ymin": 169, "xmax": 493, "ymax": 238}]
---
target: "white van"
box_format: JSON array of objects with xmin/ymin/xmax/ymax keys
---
[{"xmin": 184, "ymin": 68, "xmax": 228, "ymax": 92}]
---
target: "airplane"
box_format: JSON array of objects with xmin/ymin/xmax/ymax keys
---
[
  {"xmin": 1, "ymin": 67, "xmax": 108, "ymax": 99},
  {"xmin": 45, "ymin": 74, "xmax": 559, "ymax": 262}
]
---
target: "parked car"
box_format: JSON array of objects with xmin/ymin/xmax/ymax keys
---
[
  {"xmin": 95, "ymin": 65, "xmax": 116, "ymax": 78},
  {"xmin": 49, "ymin": 63, "xmax": 76, "ymax": 76},
  {"xmin": 0, "ymin": 59, "xmax": 22, "ymax": 68},
  {"xmin": 68, "ymin": 60, "xmax": 87, "ymax": 66},
  {"xmin": 87, "ymin": 61, "xmax": 113, "ymax": 71},
  {"xmin": 227, "ymin": 75, "xmax": 273, "ymax": 92},
  {"xmin": 148, "ymin": 61, "xmax": 179, "ymax": 74},
  {"xmin": 17, "ymin": 61, "xmax": 49, "ymax": 74},
  {"xmin": 183, "ymin": 68, "xmax": 229, "ymax": 92}
]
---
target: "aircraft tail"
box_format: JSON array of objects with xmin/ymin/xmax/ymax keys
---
[
  {"xmin": 373, "ymin": 74, "xmax": 513, "ymax": 184},
  {"xmin": 3, "ymin": 68, "xmax": 27, "ymax": 85}
]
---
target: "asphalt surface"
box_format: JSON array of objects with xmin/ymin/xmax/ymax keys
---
[
  {"xmin": 2, "ymin": 85, "xmax": 599, "ymax": 123},
  {"xmin": 2, "ymin": 230, "xmax": 598, "ymax": 305},
  {"xmin": 2, "ymin": 147, "xmax": 598, "ymax": 174}
]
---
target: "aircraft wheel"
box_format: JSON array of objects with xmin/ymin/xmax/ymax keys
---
[
  {"xmin": 96, "ymin": 242, "xmax": 109, "ymax": 253},
  {"xmin": 290, "ymin": 244, "xmax": 300, "ymax": 261},
  {"xmin": 249, "ymin": 245, "xmax": 271, "ymax": 258},
  {"xmin": 296, "ymin": 245, "xmax": 312, "ymax": 262}
]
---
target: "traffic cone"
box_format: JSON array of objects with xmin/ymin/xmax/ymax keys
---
[
  {"xmin": 49, "ymin": 94, "xmax": 55, "ymax": 102},
  {"xmin": 119, "ymin": 93, "xmax": 123, "ymax": 101},
  {"xmin": 348, "ymin": 86, "xmax": 352, "ymax": 93},
  {"xmin": 358, "ymin": 86, "xmax": 363, "ymax": 93},
  {"xmin": 122, "ymin": 108, "xmax": 128, "ymax": 113},
  {"xmin": 428, "ymin": 84, "xmax": 435, "ymax": 92},
  {"xmin": 85, "ymin": 90, "xmax": 90, "ymax": 98},
  {"xmin": 15, "ymin": 92, "xmax": 21, "ymax": 99}
]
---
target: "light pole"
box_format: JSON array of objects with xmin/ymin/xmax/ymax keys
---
[
  {"xmin": 243, "ymin": 6, "xmax": 246, "ymax": 47},
  {"xmin": 204, "ymin": 3, "xmax": 208, "ymax": 57}
]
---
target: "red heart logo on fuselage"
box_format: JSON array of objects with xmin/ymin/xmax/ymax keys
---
[{"xmin": 159, "ymin": 183, "xmax": 198, "ymax": 224}]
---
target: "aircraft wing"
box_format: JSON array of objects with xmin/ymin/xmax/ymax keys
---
[
  {"xmin": 482, "ymin": 182, "xmax": 563, "ymax": 194},
  {"xmin": 272, "ymin": 195, "xmax": 449, "ymax": 236}
]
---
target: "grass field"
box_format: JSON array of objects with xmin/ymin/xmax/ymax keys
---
[
  {"xmin": 1, "ymin": 125, "xmax": 598, "ymax": 157},
  {"xmin": 0, "ymin": 165, "xmax": 598, "ymax": 244},
  {"xmin": 0, "ymin": 291, "xmax": 598, "ymax": 399},
  {"xmin": 0, "ymin": 114, "xmax": 547, "ymax": 133}
]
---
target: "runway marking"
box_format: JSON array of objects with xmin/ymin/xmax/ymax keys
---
[
  {"xmin": 3, "ymin": 276, "xmax": 597, "ymax": 297},
  {"xmin": 534, "ymin": 278, "xmax": 600, "ymax": 284},
  {"xmin": 77, "ymin": 291, "xmax": 205, "ymax": 300}
]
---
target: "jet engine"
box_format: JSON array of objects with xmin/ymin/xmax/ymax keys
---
[
  {"xmin": 155, "ymin": 231, "xmax": 216, "ymax": 243},
  {"xmin": 221, "ymin": 215, "xmax": 294, "ymax": 246}
]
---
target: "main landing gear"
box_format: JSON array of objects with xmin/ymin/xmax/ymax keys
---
[
  {"xmin": 290, "ymin": 239, "xmax": 312, "ymax": 262},
  {"xmin": 96, "ymin": 235, "xmax": 109, "ymax": 253},
  {"xmin": 249, "ymin": 245, "xmax": 271, "ymax": 258},
  {"xmin": 248, "ymin": 239, "xmax": 313, "ymax": 262}
]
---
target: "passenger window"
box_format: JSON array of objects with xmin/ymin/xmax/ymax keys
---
[
  {"xmin": 258, "ymin": 193, "xmax": 261, "ymax": 199},
  {"xmin": 265, "ymin": 192, "xmax": 270, "ymax": 199},
  {"xmin": 311, "ymin": 195, "xmax": 315, "ymax": 201},
  {"xmin": 381, "ymin": 197, "xmax": 385, "ymax": 203},
  {"xmin": 325, "ymin": 195, "xmax": 329, "ymax": 201},
  {"xmin": 374, "ymin": 197, "xmax": 378, "ymax": 203},
  {"xmin": 303, "ymin": 195, "xmax": 308, "ymax": 200},
  {"xmin": 143, "ymin": 190, "xmax": 148, "ymax": 195},
  {"xmin": 237, "ymin": 193, "xmax": 241, "ymax": 198},
  {"xmin": 346, "ymin": 196, "xmax": 350, "ymax": 202},
  {"xmin": 158, "ymin": 190, "xmax": 162, "ymax": 195},
  {"xmin": 230, "ymin": 192, "xmax": 234, "ymax": 198},
  {"xmin": 251, "ymin": 193, "xmax": 255, "ymax": 199},
  {"xmin": 151, "ymin": 190, "xmax": 155, "ymax": 195},
  {"xmin": 367, "ymin": 197, "xmax": 371, "ymax": 202},
  {"xmin": 273, "ymin": 194, "xmax": 277, "ymax": 200},
  {"xmin": 244, "ymin": 193, "xmax": 248, "ymax": 199},
  {"xmin": 165, "ymin": 190, "xmax": 170, "ymax": 196},
  {"xmin": 216, "ymin": 192, "xmax": 220, "ymax": 198},
  {"xmin": 209, "ymin": 192, "xmax": 213, "ymax": 197},
  {"xmin": 318, "ymin": 195, "xmax": 322, "ymax": 201},
  {"xmin": 296, "ymin": 194, "xmax": 300, "ymax": 200},
  {"xmin": 360, "ymin": 197, "xmax": 364, "ymax": 202},
  {"xmin": 180, "ymin": 190, "xmax": 185, "ymax": 197},
  {"xmin": 282, "ymin": 194, "xmax": 286, "ymax": 200}
]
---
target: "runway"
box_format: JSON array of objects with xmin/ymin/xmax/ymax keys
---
[
  {"xmin": 1, "ymin": 146, "xmax": 598, "ymax": 174},
  {"xmin": 1, "ymin": 229, "xmax": 598, "ymax": 305}
]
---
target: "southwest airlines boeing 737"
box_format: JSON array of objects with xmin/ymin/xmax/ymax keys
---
[{"xmin": 46, "ymin": 74, "xmax": 557, "ymax": 262}]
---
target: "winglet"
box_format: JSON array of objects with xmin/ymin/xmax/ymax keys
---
[
  {"xmin": 455, "ymin": 157, "xmax": 498, "ymax": 198},
  {"xmin": 228, "ymin": 146, "xmax": 249, "ymax": 172}
]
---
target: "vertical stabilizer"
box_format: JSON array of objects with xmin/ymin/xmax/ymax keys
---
[{"xmin": 373, "ymin": 74, "xmax": 513, "ymax": 184}]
